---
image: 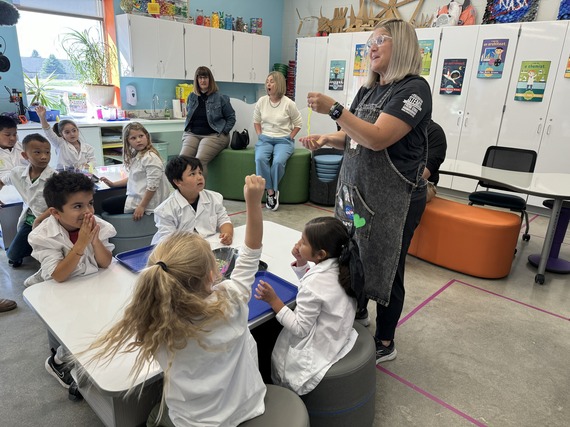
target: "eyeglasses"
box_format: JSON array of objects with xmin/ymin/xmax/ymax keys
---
[
  {"xmin": 366, "ymin": 34, "xmax": 392, "ymax": 50},
  {"xmin": 197, "ymin": 75, "xmax": 209, "ymax": 80}
]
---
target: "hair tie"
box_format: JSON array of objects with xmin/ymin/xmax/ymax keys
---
[{"xmin": 155, "ymin": 261, "xmax": 169, "ymax": 272}]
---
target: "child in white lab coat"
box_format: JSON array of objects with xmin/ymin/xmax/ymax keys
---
[
  {"xmin": 87, "ymin": 175, "xmax": 267, "ymax": 426},
  {"xmin": 151, "ymin": 155, "xmax": 233, "ymax": 245},
  {"xmin": 255, "ymin": 216, "xmax": 362, "ymax": 395},
  {"xmin": 36, "ymin": 105, "xmax": 96, "ymax": 170},
  {"xmin": 27, "ymin": 171, "xmax": 116, "ymax": 399},
  {"xmin": 100, "ymin": 122, "xmax": 170, "ymax": 221}
]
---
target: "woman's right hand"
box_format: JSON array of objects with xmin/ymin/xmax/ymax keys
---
[{"xmin": 299, "ymin": 134, "xmax": 325, "ymax": 151}]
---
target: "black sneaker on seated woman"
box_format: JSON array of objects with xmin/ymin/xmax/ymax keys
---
[
  {"xmin": 375, "ymin": 338, "xmax": 397, "ymax": 363},
  {"xmin": 265, "ymin": 191, "xmax": 279, "ymax": 211}
]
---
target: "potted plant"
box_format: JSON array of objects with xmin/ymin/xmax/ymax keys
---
[
  {"xmin": 23, "ymin": 71, "xmax": 63, "ymax": 121},
  {"xmin": 61, "ymin": 27, "xmax": 118, "ymax": 107}
]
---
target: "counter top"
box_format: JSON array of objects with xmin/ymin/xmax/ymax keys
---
[{"xmin": 18, "ymin": 118, "xmax": 185, "ymax": 131}]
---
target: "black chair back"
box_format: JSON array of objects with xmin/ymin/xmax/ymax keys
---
[{"xmin": 478, "ymin": 146, "xmax": 537, "ymax": 191}]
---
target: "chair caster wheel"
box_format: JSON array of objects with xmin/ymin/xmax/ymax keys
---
[
  {"xmin": 522, "ymin": 234, "xmax": 530, "ymax": 241},
  {"xmin": 535, "ymin": 274, "xmax": 545, "ymax": 285}
]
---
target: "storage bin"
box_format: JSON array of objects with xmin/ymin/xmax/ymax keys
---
[
  {"xmin": 154, "ymin": 142, "xmax": 169, "ymax": 165},
  {"xmin": 28, "ymin": 109, "xmax": 60, "ymax": 123}
]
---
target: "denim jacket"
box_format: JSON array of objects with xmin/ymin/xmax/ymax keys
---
[{"xmin": 184, "ymin": 92, "xmax": 236, "ymax": 135}]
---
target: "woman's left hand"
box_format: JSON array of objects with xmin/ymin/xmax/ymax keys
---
[{"xmin": 307, "ymin": 92, "xmax": 336, "ymax": 115}]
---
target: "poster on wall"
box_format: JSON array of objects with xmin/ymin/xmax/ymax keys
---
[
  {"xmin": 477, "ymin": 39, "xmax": 509, "ymax": 78},
  {"xmin": 419, "ymin": 40, "xmax": 435, "ymax": 76},
  {"xmin": 482, "ymin": 0, "xmax": 540, "ymax": 24},
  {"xmin": 565, "ymin": 56, "xmax": 570, "ymax": 78},
  {"xmin": 329, "ymin": 60, "xmax": 346, "ymax": 91},
  {"xmin": 439, "ymin": 58, "xmax": 467, "ymax": 95},
  {"xmin": 353, "ymin": 44, "xmax": 368, "ymax": 76},
  {"xmin": 514, "ymin": 60, "xmax": 551, "ymax": 102}
]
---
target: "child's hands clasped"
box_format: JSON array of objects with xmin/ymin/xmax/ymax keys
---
[{"xmin": 76, "ymin": 212, "xmax": 100, "ymax": 252}]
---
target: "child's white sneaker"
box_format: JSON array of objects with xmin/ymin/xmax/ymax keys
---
[{"xmin": 24, "ymin": 269, "xmax": 44, "ymax": 287}]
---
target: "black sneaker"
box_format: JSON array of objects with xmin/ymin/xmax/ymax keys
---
[
  {"xmin": 8, "ymin": 259, "xmax": 22, "ymax": 268},
  {"xmin": 265, "ymin": 192, "xmax": 276, "ymax": 210},
  {"xmin": 272, "ymin": 191, "xmax": 280, "ymax": 211},
  {"xmin": 375, "ymin": 339, "xmax": 397, "ymax": 363},
  {"xmin": 355, "ymin": 307, "xmax": 370, "ymax": 327},
  {"xmin": 45, "ymin": 348, "xmax": 73, "ymax": 388},
  {"xmin": 68, "ymin": 381, "xmax": 83, "ymax": 401}
]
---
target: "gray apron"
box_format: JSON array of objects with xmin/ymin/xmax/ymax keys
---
[{"xmin": 335, "ymin": 85, "xmax": 425, "ymax": 307}]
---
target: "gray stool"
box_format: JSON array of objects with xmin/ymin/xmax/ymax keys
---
[
  {"xmin": 240, "ymin": 384, "xmax": 309, "ymax": 427},
  {"xmin": 101, "ymin": 212, "xmax": 157, "ymax": 255},
  {"xmin": 301, "ymin": 321, "xmax": 376, "ymax": 427}
]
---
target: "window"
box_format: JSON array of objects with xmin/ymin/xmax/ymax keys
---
[{"xmin": 16, "ymin": 6, "xmax": 104, "ymax": 117}]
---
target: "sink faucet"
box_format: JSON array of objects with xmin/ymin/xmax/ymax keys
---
[{"xmin": 152, "ymin": 94, "xmax": 159, "ymax": 118}]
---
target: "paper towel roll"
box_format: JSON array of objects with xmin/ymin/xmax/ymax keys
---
[{"xmin": 172, "ymin": 99, "xmax": 182, "ymax": 119}]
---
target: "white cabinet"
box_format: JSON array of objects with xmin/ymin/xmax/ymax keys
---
[
  {"xmin": 232, "ymin": 31, "xmax": 270, "ymax": 83},
  {"xmin": 184, "ymin": 25, "xmax": 233, "ymax": 82},
  {"xmin": 431, "ymin": 25, "xmax": 480, "ymax": 189},
  {"xmin": 295, "ymin": 37, "xmax": 328, "ymax": 109},
  {"xmin": 116, "ymin": 14, "xmax": 185, "ymax": 79},
  {"xmin": 451, "ymin": 23, "xmax": 520, "ymax": 193}
]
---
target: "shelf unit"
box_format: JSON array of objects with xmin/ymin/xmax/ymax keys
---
[{"xmin": 101, "ymin": 127, "xmax": 124, "ymax": 165}]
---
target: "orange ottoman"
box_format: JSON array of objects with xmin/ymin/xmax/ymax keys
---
[{"xmin": 408, "ymin": 197, "xmax": 521, "ymax": 278}]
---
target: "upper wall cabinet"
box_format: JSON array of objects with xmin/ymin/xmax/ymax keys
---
[
  {"xmin": 232, "ymin": 31, "xmax": 270, "ymax": 84},
  {"xmin": 184, "ymin": 24, "xmax": 233, "ymax": 82},
  {"xmin": 116, "ymin": 14, "xmax": 185, "ymax": 79}
]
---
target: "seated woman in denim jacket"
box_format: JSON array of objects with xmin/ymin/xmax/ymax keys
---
[{"xmin": 181, "ymin": 66, "xmax": 236, "ymax": 177}]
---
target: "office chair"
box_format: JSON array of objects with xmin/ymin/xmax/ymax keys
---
[{"xmin": 468, "ymin": 146, "xmax": 537, "ymax": 242}]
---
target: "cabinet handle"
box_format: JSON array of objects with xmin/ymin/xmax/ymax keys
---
[
  {"xmin": 546, "ymin": 125, "xmax": 551, "ymax": 135},
  {"xmin": 537, "ymin": 124, "xmax": 542, "ymax": 134},
  {"xmin": 456, "ymin": 116, "xmax": 461, "ymax": 127},
  {"xmin": 464, "ymin": 117, "xmax": 469, "ymax": 127}
]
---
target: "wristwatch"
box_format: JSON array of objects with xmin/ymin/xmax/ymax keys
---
[{"xmin": 329, "ymin": 102, "xmax": 344, "ymax": 120}]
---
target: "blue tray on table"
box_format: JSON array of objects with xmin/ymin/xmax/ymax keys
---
[{"xmin": 115, "ymin": 247, "xmax": 296, "ymax": 321}]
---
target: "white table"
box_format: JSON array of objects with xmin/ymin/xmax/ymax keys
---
[
  {"xmin": 0, "ymin": 186, "xmax": 24, "ymax": 250},
  {"xmin": 23, "ymin": 221, "xmax": 301, "ymax": 427},
  {"xmin": 440, "ymin": 159, "xmax": 570, "ymax": 284}
]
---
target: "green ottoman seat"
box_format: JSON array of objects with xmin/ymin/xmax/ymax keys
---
[{"xmin": 206, "ymin": 148, "xmax": 310, "ymax": 203}]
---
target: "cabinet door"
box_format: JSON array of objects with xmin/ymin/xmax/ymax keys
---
[
  {"xmin": 528, "ymin": 21, "xmax": 570, "ymax": 207},
  {"xmin": 81, "ymin": 126, "xmax": 104, "ymax": 166},
  {"xmin": 184, "ymin": 24, "xmax": 211, "ymax": 80},
  {"xmin": 415, "ymin": 27, "xmax": 443, "ymax": 93},
  {"xmin": 452, "ymin": 23, "xmax": 520, "ymax": 193},
  {"xmin": 431, "ymin": 25, "xmax": 479, "ymax": 189},
  {"xmin": 117, "ymin": 14, "xmax": 160, "ymax": 78},
  {"xmin": 251, "ymin": 35, "xmax": 270, "ymax": 84},
  {"xmin": 295, "ymin": 37, "xmax": 328, "ymax": 109},
  {"xmin": 324, "ymin": 33, "xmax": 354, "ymax": 106},
  {"xmin": 232, "ymin": 31, "xmax": 253, "ymax": 83},
  {"xmin": 210, "ymin": 29, "xmax": 233, "ymax": 82},
  {"xmin": 497, "ymin": 21, "xmax": 568, "ymax": 154},
  {"xmin": 157, "ymin": 19, "xmax": 184, "ymax": 79}
]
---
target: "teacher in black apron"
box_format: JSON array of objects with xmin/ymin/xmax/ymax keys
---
[{"xmin": 301, "ymin": 19, "xmax": 432, "ymax": 363}]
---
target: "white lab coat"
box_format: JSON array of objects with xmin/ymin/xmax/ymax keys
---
[
  {"xmin": 124, "ymin": 151, "xmax": 170, "ymax": 214},
  {"xmin": 152, "ymin": 189, "xmax": 231, "ymax": 245},
  {"xmin": 28, "ymin": 215, "xmax": 116, "ymax": 281},
  {"xmin": 271, "ymin": 258, "xmax": 358, "ymax": 395},
  {"xmin": 0, "ymin": 142, "xmax": 27, "ymax": 174},
  {"xmin": 0, "ymin": 165, "xmax": 56, "ymax": 228},
  {"xmin": 42, "ymin": 126, "xmax": 96, "ymax": 169},
  {"xmin": 154, "ymin": 244, "xmax": 266, "ymax": 427}
]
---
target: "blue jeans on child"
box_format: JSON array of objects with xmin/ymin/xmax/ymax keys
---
[
  {"xmin": 7, "ymin": 222, "xmax": 33, "ymax": 264},
  {"xmin": 254, "ymin": 135, "xmax": 294, "ymax": 191}
]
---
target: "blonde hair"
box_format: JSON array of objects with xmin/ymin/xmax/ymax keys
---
[
  {"xmin": 121, "ymin": 122, "xmax": 160, "ymax": 170},
  {"xmin": 365, "ymin": 19, "xmax": 422, "ymax": 87},
  {"xmin": 267, "ymin": 71, "xmax": 286, "ymax": 98},
  {"xmin": 85, "ymin": 232, "xmax": 230, "ymax": 392}
]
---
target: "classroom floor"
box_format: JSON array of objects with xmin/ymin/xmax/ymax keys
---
[{"xmin": 1, "ymin": 192, "xmax": 569, "ymax": 427}]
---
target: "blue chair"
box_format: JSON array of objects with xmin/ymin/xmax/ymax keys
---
[{"xmin": 468, "ymin": 146, "xmax": 537, "ymax": 242}]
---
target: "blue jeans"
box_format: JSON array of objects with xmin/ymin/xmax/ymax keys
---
[
  {"xmin": 254, "ymin": 135, "xmax": 294, "ymax": 192},
  {"xmin": 7, "ymin": 222, "xmax": 33, "ymax": 264}
]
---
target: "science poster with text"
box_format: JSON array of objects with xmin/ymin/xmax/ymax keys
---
[
  {"xmin": 477, "ymin": 39, "xmax": 509, "ymax": 78},
  {"xmin": 439, "ymin": 58, "xmax": 467, "ymax": 95},
  {"xmin": 329, "ymin": 60, "xmax": 346, "ymax": 90},
  {"xmin": 565, "ymin": 56, "xmax": 570, "ymax": 78},
  {"xmin": 419, "ymin": 40, "xmax": 435, "ymax": 76},
  {"xmin": 353, "ymin": 44, "xmax": 368, "ymax": 76},
  {"xmin": 514, "ymin": 61, "xmax": 551, "ymax": 102}
]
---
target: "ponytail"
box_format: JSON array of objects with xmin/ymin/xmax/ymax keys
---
[{"xmin": 338, "ymin": 235, "xmax": 366, "ymax": 305}]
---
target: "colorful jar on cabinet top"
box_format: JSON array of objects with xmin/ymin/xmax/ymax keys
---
[{"xmin": 195, "ymin": 9, "xmax": 204, "ymax": 25}]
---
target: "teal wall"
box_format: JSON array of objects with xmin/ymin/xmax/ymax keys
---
[
  {"xmin": 113, "ymin": 0, "xmax": 284, "ymax": 110},
  {"xmin": 0, "ymin": 1, "xmax": 26, "ymax": 115}
]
